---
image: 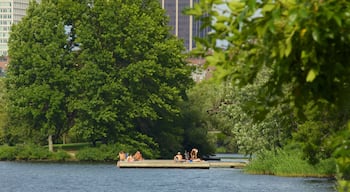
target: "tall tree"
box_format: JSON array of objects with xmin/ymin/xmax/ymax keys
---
[
  {"xmin": 68, "ymin": 0, "xmax": 193, "ymax": 152},
  {"xmin": 7, "ymin": 0, "xmax": 198, "ymax": 158},
  {"xmin": 0, "ymin": 78, "xmax": 7, "ymax": 144},
  {"xmin": 6, "ymin": 0, "xmax": 196, "ymax": 157},
  {"xmin": 6, "ymin": 0, "xmax": 74, "ymax": 150}
]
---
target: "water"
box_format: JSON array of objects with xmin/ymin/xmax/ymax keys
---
[{"xmin": 0, "ymin": 162, "xmax": 336, "ymax": 192}]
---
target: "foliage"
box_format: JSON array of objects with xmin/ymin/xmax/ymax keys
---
[
  {"xmin": 179, "ymin": 81, "xmax": 224, "ymax": 155},
  {"xmin": 217, "ymin": 69, "xmax": 293, "ymax": 156},
  {"xmin": 51, "ymin": 150, "xmax": 71, "ymax": 161},
  {"xmin": 187, "ymin": 0, "xmax": 350, "ymax": 188},
  {"xmin": 6, "ymin": 0, "xmax": 73, "ymax": 145},
  {"xmin": 0, "ymin": 144, "xmax": 65, "ymax": 161},
  {"xmin": 5, "ymin": 0, "xmax": 196, "ymax": 158},
  {"xmin": 332, "ymin": 124, "xmax": 350, "ymax": 191},
  {"xmin": 75, "ymin": 147, "xmax": 107, "ymax": 161},
  {"xmin": 0, "ymin": 145, "xmax": 17, "ymax": 160},
  {"xmin": 67, "ymin": 0, "xmax": 193, "ymax": 148},
  {"xmin": 245, "ymin": 146, "xmax": 336, "ymax": 177},
  {"xmin": 75, "ymin": 142, "xmax": 159, "ymax": 162},
  {"xmin": 0, "ymin": 78, "xmax": 7, "ymax": 144},
  {"xmin": 15, "ymin": 144, "xmax": 52, "ymax": 160}
]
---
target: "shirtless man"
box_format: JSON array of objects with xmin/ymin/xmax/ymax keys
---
[
  {"xmin": 174, "ymin": 152, "xmax": 183, "ymax": 161},
  {"xmin": 133, "ymin": 151, "xmax": 143, "ymax": 161},
  {"xmin": 118, "ymin": 151, "xmax": 126, "ymax": 161}
]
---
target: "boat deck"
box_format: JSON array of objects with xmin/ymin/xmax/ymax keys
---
[{"xmin": 117, "ymin": 160, "xmax": 247, "ymax": 169}]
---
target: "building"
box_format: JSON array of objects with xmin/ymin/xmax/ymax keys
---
[
  {"xmin": 187, "ymin": 57, "xmax": 215, "ymax": 82},
  {"xmin": 159, "ymin": 0, "xmax": 210, "ymax": 51},
  {"xmin": 0, "ymin": 0, "xmax": 33, "ymax": 70}
]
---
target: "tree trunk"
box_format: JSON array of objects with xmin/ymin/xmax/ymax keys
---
[{"xmin": 48, "ymin": 135, "xmax": 53, "ymax": 152}]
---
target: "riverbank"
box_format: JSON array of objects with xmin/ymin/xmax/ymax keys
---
[{"xmin": 244, "ymin": 149, "xmax": 336, "ymax": 178}]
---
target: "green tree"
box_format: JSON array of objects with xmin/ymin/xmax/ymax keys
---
[
  {"xmin": 6, "ymin": 0, "xmax": 74, "ymax": 151},
  {"xmin": 187, "ymin": 0, "xmax": 350, "ymax": 189},
  {"xmin": 180, "ymin": 81, "xmax": 221, "ymax": 156},
  {"xmin": 217, "ymin": 68, "xmax": 293, "ymax": 157},
  {"xmin": 69, "ymin": 0, "xmax": 193, "ymax": 153},
  {"xmin": 6, "ymin": 0, "xmax": 194, "ymax": 158},
  {"xmin": 0, "ymin": 78, "xmax": 7, "ymax": 144}
]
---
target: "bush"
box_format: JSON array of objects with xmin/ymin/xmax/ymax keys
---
[
  {"xmin": 51, "ymin": 150, "xmax": 71, "ymax": 161},
  {"xmin": 0, "ymin": 144, "xmax": 54, "ymax": 161},
  {"xmin": 0, "ymin": 145, "xmax": 17, "ymax": 160},
  {"xmin": 15, "ymin": 145, "xmax": 51, "ymax": 160},
  {"xmin": 75, "ymin": 147, "xmax": 105, "ymax": 161}
]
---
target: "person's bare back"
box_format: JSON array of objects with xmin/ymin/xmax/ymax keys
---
[
  {"xmin": 133, "ymin": 151, "xmax": 143, "ymax": 161},
  {"xmin": 174, "ymin": 152, "xmax": 183, "ymax": 161}
]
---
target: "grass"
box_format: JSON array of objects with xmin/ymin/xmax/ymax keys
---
[
  {"xmin": 245, "ymin": 148, "xmax": 336, "ymax": 178},
  {"xmin": 53, "ymin": 142, "xmax": 97, "ymax": 151}
]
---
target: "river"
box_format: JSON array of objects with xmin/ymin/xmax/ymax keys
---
[{"xmin": 0, "ymin": 161, "xmax": 336, "ymax": 192}]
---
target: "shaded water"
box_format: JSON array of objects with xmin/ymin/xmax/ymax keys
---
[{"xmin": 0, "ymin": 162, "xmax": 336, "ymax": 192}]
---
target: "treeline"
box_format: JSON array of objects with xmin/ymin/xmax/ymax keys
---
[{"xmin": 0, "ymin": 0, "xmax": 215, "ymax": 159}]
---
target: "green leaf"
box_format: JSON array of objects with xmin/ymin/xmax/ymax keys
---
[
  {"xmin": 184, "ymin": 4, "xmax": 202, "ymax": 16},
  {"xmin": 227, "ymin": 1, "xmax": 245, "ymax": 13},
  {"xmin": 285, "ymin": 37, "xmax": 292, "ymax": 57},
  {"xmin": 312, "ymin": 29, "xmax": 320, "ymax": 42},
  {"xmin": 213, "ymin": 23, "xmax": 227, "ymax": 32},
  {"xmin": 306, "ymin": 69, "xmax": 318, "ymax": 82},
  {"xmin": 333, "ymin": 15, "xmax": 342, "ymax": 27},
  {"xmin": 262, "ymin": 4, "xmax": 276, "ymax": 13},
  {"xmin": 247, "ymin": 0, "xmax": 256, "ymax": 10},
  {"xmin": 216, "ymin": 15, "xmax": 229, "ymax": 23}
]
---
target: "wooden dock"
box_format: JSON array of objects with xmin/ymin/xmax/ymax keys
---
[{"xmin": 117, "ymin": 160, "xmax": 247, "ymax": 169}]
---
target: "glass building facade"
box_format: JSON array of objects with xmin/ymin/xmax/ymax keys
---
[
  {"xmin": 0, "ymin": 0, "xmax": 33, "ymax": 57},
  {"xmin": 160, "ymin": 0, "xmax": 210, "ymax": 51}
]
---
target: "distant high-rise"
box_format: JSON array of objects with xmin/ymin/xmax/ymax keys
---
[
  {"xmin": 0, "ymin": 0, "xmax": 32, "ymax": 57},
  {"xmin": 159, "ymin": 0, "xmax": 210, "ymax": 51}
]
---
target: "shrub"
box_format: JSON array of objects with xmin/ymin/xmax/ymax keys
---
[
  {"xmin": 0, "ymin": 145, "xmax": 17, "ymax": 160},
  {"xmin": 15, "ymin": 145, "xmax": 51, "ymax": 160},
  {"xmin": 51, "ymin": 150, "xmax": 71, "ymax": 161},
  {"xmin": 75, "ymin": 147, "xmax": 105, "ymax": 161}
]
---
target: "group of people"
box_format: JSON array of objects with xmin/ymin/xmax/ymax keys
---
[
  {"xmin": 174, "ymin": 148, "xmax": 201, "ymax": 162},
  {"xmin": 118, "ymin": 148, "xmax": 200, "ymax": 162},
  {"xmin": 118, "ymin": 151, "xmax": 143, "ymax": 162}
]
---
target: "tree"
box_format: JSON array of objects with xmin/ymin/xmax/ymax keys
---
[
  {"xmin": 187, "ymin": 0, "xmax": 350, "ymax": 189},
  {"xmin": 69, "ymin": 0, "xmax": 193, "ymax": 151},
  {"xmin": 179, "ymin": 81, "xmax": 220, "ymax": 156},
  {"xmin": 6, "ymin": 0, "xmax": 195, "ymax": 157},
  {"xmin": 211, "ymin": 67, "xmax": 293, "ymax": 157},
  {"xmin": 6, "ymin": 0, "xmax": 74, "ymax": 151},
  {"xmin": 0, "ymin": 78, "xmax": 7, "ymax": 144}
]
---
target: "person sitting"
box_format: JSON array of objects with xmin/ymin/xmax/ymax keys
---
[
  {"xmin": 190, "ymin": 148, "xmax": 198, "ymax": 160},
  {"xmin": 133, "ymin": 151, "xmax": 144, "ymax": 161},
  {"xmin": 174, "ymin": 152, "xmax": 183, "ymax": 161},
  {"xmin": 118, "ymin": 151, "xmax": 126, "ymax": 161},
  {"xmin": 127, "ymin": 154, "xmax": 134, "ymax": 162}
]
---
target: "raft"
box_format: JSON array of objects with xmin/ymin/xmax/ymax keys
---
[{"xmin": 116, "ymin": 160, "xmax": 247, "ymax": 169}]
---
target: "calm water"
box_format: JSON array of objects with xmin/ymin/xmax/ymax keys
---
[{"xmin": 0, "ymin": 162, "xmax": 336, "ymax": 192}]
